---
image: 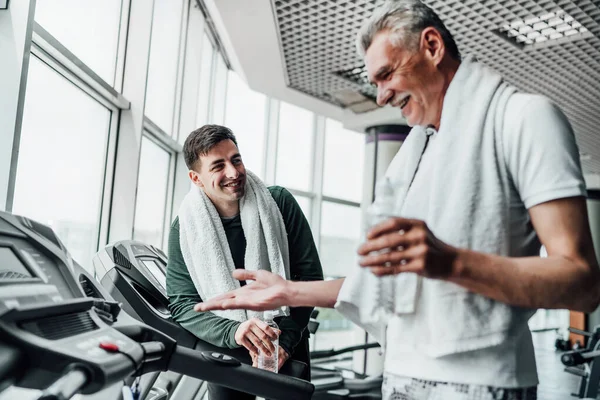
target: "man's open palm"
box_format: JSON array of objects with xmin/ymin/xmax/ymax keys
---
[{"xmin": 194, "ymin": 270, "xmax": 289, "ymax": 312}]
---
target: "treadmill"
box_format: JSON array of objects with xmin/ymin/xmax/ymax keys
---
[
  {"xmin": 92, "ymin": 240, "xmax": 308, "ymax": 380},
  {"xmin": 0, "ymin": 211, "xmax": 314, "ymax": 400}
]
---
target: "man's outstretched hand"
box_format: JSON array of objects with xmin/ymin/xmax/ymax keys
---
[{"xmin": 194, "ymin": 269, "xmax": 290, "ymax": 312}]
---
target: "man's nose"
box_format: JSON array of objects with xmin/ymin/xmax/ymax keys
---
[
  {"xmin": 225, "ymin": 163, "xmax": 240, "ymax": 178},
  {"xmin": 377, "ymin": 88, "xmax": 393, "ymax": 107}
]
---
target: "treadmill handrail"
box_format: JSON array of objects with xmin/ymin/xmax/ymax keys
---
[
  {"xmin": 0, "ymin": 341, "xmax": 22, "ymax": 388},
  {"xmin": 311, "ymin": 342, "xmax": 381, "ymax": 360},
  {"xmin": 168, "ymin": 345, "xmax": 314, "ymax": 400}
]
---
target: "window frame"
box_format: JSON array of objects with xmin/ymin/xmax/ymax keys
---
[
  {"xmin": 139, "ymin": 117, "xmax": 181, "ymax": 248},
  {"xmin": 144, "ymin": 0, "xmax": 188, "ymax": 137},
  {"xmin": 30, "ymin": 23, "xmax": 130, "ymax": 109}
]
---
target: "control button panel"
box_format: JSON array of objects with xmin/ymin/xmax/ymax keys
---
[
  {"xmin": 201, "ymin": 351, "xmax": 241, "ymax": 366},
  {"xmin": 75, "ymin": 333, "xmax": 134, "ymax": 360}
]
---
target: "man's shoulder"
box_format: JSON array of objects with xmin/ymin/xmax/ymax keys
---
[
  {"xmin": 267, "ymin": 186, "xmax": 299, "ymax": 218},
  {"xmin": 506, "ymin": 93, "xmax": 558, "ymax": 120},
  {"xmin": 267, "ymin": 185, "xmax": 291, "ymax": 202},
  {"xmin": 170, "ymin": 216, "xmax": 180, "ymax": 231},
  {"xmin": 504, "ymin": 93, "xmax": 566, "ymax": 137}
]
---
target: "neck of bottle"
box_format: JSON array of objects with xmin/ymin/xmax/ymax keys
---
[{"xmin": 263, "ymin": 310, "xmax": 276, "ymax": 321}]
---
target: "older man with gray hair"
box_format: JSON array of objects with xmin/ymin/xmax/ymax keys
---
[{"xmin": 196, "ymin": 1, "xmax": 600, "ymax": 399}]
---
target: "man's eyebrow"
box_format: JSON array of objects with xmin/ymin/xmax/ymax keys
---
[
  {"xmin": 209, "ymin": 158, "xmax": 225, "ymax": 168},
  {"xmin": 370, "ymin": 65, "xmax": 391, "ymax": 84}
]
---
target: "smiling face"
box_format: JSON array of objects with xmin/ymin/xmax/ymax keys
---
[
  {"xmin": 365, "ymin": 28, "xmax": 448, "ymax": 128},
  {"xmin": 189, "ymin": 139, "xmax": 246, "ymax": 214}
]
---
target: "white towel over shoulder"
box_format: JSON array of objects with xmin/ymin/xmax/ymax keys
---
[{"xmin": 178, "ymin": 170, "xmax": 290, "ymax": 322}]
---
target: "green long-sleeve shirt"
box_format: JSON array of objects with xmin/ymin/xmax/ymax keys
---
[{"xmin": 166, "ymin": 186, "xmax": 323, "ymax": 357}]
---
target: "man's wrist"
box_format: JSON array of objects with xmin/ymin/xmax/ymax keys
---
[
  {"xmin": 283, "ymin": 280, "xmax": 299, "ymax": 307},
  {"xmin": 279, "ymin": 343, "xmax": 292, "ymax": 358},
  {"xmin": 230, "ymin": 321, "xmax": 243, "ymax": 347},
  {"xmin": 450, "ymin": 248, "xmax": 467, "ymax": 279}
]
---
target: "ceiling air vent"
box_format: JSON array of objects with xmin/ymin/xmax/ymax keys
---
[
  {"xmin": 495, "ymin": 9, "xmax": 592, "ymax": 50},
  {"xmin": 331, "ymin": 65, "xmax": 379, "ymax": 114}
]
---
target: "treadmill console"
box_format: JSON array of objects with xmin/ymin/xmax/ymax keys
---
[
  {"xmin": 0, "ymin": 214, "xmax": 84, "ymax": 304},
  {"xmin": 0, "ymin": 212, "xmax": 145, "ymax": 395},
  {"xmin": 94, "ymin": 240, "xmax": 222, "ymax": 349},
  {"xmin": 93, "ymin": 240, "xmax": 174, "ymax": 324}
]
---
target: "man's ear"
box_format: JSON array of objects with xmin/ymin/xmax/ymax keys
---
[
  {"xmin": 420, "ymin": 27, "xmax": 445, "ymax": 66},
  {"xmin": 188, "ymin": 170, "xmax": 204, "ymax": 188}
]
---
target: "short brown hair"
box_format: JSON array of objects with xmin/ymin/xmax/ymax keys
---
[{"xmin": 183, "ymin": 124, "xmax": 238, "ymax": 170}]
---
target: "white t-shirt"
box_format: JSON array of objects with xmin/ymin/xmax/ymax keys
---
[{"xmin": 384, "ymin": 93, "xmax": 586, "ymax": 387}]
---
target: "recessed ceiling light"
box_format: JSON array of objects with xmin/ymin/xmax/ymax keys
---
[{"xmin": 496, "ymin": 9, "xmax": 589, "ymax": 49}]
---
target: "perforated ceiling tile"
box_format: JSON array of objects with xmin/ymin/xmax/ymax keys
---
[
  {"xmin": 496, "ymin": 9, "xmax": 591, "ymax": 47},
  {"xmin": 271, "ymin": 0, "xmax": 600, "ymax": 174}
]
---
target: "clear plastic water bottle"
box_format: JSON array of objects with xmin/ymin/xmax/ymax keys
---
[
  {"xmin": 365, "ymin": 177, "xmax": 398, "ymax": 355},
  {"xmin": 257, "ymin": 310, "xmax": 279, "ymax": 373},
  {"xmin": 367, "ymin": 177, "xmax": 398, "ymax": 318}
]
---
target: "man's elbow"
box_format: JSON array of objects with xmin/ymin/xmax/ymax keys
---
[
  {"xmin": 574, "ymin": 266, "xmax": 600, "ymax": 313},
  {"xmin": 579, "ymin": 295, "xmax": 600, "ymax": 314},
  {"xmin": 582, "ymin": 289, "xmax": 600, "ymax": 315}
]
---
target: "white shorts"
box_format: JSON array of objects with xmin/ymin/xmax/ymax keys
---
[{"xmin": 382, "ymin": 374, "xmax": 537, "ymax": 400}]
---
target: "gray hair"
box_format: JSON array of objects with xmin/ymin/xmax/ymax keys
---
[{"xmin": 356, "ymin": 0, "xmax": 460, "ymax": 60}]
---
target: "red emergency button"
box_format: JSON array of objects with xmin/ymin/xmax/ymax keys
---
[{"xmin": 99, "ymin": 342, "xmax": 119, "ymax": 352}]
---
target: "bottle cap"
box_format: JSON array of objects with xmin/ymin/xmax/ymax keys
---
[{"xmin": 374, "ymin": 177, "xmax": 396, "ymax": 205}]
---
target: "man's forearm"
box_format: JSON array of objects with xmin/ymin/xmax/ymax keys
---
[
  {"xmin": 286, "ymin": 278, "xmax": 344, "ymax": 308},
  {"xmin": 171, "ymin": 299, "xmax": 241, "ymax": 348},
  {"xmin": 449, "ymin": 249, "xmax": 600, "ymax": 312}
]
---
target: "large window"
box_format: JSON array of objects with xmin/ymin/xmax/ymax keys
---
[
  {"xmin": 210, "ymin": 55, "xmax": 228, "ymax": 125},
  {"xmin": 133, "ymin": 137, "xmax": 172, "ymax": 249},
  {"xmin": 35, "ymin": 0, "xmax": 124, "ymax": 85},
  {"xmin": 11, "ymin": 57, "xmax": 112, "ymax": 270},
  {"xmin": 319, "ymin": 201, "xmax": 363, "ymax": 277},
  {"xmin": 193, "ymin": 33, "xmax": 215, "ymax": 134},
  {"xmin": 275, "ymin": 102, "xmax": 315, "ymax": 191},
  {"xmin": 145, "ymin": 0, "xmax": 185, "ymax": 135},
  {"xmin": 323, "ymin": 119, "xmax": 365, "ymax": 203},
  {"xmin": 315, "ymin": 201, "xmax": 364, "ymax": 349},
  {"xmin": 224, "ymin": 71, "xmax": 267, "ymax": 178}
]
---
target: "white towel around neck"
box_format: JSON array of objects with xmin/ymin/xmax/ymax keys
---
[
  {"xmin": 178, "ymin": 170, "xmax": 290, "ymax": 322},
  {"xmin": 337, "ymin": 56, "xmax": 530, "ymax": 356}
]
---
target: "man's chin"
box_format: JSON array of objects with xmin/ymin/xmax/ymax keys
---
[
  {"xmin": 400, "ymin": 110, "xmax": 413, "ymax": 126},
  {"xmin": 221, "ymin": 184, "xmax": 245, "ymax": 196},
  {"xmin": 232, "ymin": 188, "xmax": 245, "ymax": 200},
  {"xmin": 403, "ymin": 115, "xmax": 420, "ymax": 127}
]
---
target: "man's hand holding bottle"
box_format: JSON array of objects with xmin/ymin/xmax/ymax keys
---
[{"xmin": 234, "ymin": 318, "xmax": 279, "ymax": 356}]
